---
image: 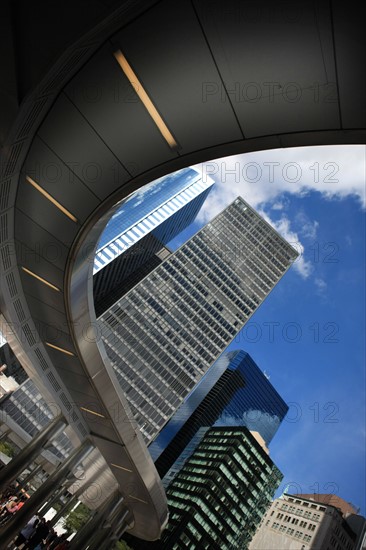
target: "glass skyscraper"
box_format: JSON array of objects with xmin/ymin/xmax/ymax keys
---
[
  {"xmin": 131, "ymin": 426, "xmax": 283, "ymax": 550},
  {"xmin": 128, "ymin": 350, "xmax": 288, "ymax": 549},
  {"xmin": 149, "ymin": 349, "xmax": 288, "ymax": 477},
  {"xmin": 93, "ymin": 166, "xmax": 214, "ymax": 316},
  {"xmin": 99, "ymin": 197, "xmax": 298, "ymax": 443},
  {"xmin": 0, "ymin": 378, "xmax": 74, "ymax": 462},
  {"xmin": 94, "ymin": 167, "xmax": 214, "ymax": 272}
]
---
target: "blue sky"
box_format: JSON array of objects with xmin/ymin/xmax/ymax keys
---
[{"xmin": 169, "ymin": 145, "xmax": 366, "ymax": 515}]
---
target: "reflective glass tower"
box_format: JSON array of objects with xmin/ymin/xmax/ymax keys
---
[
  {"xmin": 99, "ymin": 197, "xmax": 298, "ymax": 443},
  {"xmin": 94, "ymin": 167, "xmax": 214, "ymax": 271},
  {"xmin": 131, "ymin": 426, "xmax": 283, "ymax": 550},
  {"xmin": 93, "ymin": 167, "xmax": 214, "ymax": 316},
  {"xmin": 0, "ymin": 378, "xmax": 74, "ymax": 462},
  {"xmin": 149, "ymin": 349, "xmax": 288, "ymax": 477}
]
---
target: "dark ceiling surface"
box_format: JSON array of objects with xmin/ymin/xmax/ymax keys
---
[
  {"xmin": 0, "ymin": 0, "xmax": 365, "ymax": 541},
  {"xmin": 0, "ymin": 0, "xmax": 125, "ymax": 145}
]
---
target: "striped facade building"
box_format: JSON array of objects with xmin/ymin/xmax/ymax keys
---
[{"xmin": 98, "ymin": 197, "xmax": 298, "ymax": 443}]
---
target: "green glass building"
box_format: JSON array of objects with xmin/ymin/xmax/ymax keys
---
[{"xmin": 139, "ymin": 426, "xmax": 283, "ymax": 550}]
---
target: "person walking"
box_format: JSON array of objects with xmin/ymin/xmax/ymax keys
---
[{"xmin": 12, "ymin": 515, "xmax": 39, "ymax": 548}]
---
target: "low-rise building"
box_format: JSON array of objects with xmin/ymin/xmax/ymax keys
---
[{"xmin": 249, "ymin": 493, "xmax": 366, "ymax": 550}]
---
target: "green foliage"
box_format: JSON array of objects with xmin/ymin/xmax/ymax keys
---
[
  {"xmin": 63, "ymin": 502, "xmax": 91, "ymax": 532},
  {"xmin": 52, "ymin": 502, "xmax": 62, "ymax": 513},
  {"xmin": 0, "ymin": 441, "xmax": 15, "ymax": 457}
]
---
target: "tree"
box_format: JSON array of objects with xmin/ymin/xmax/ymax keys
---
[
  {"xmin": 63, "ymin": 502, "xmax": 91, "ymax": 532},
  {"xmin": 52, "ymin": 502, "xmax": 62, "ymax": 513},
  {"xmin": 0, "ymin": 441, "xmax": 15, "ymax": 458}
]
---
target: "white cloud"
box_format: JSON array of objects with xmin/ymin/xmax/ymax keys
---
[
  {"xmin": 295, "ymin": 211, "xmax": 319, "ymax": 239},
  {"xmin": 314, "ymin": 277, "xmax": 327, "ymax": 295},
  {"xmin": 195, "ymin": 145, "xmax": 365, "ymax": 219},
  {"xmin": 258, "ymin": 210, "xmax": 313, "ymax": 279},
  {"xmin": 271, "ymin": 201, "xmax": 285, "ymax": 210},
  {"xmin": 193, "ymin": 145, "xmax": 365, "ymax": 279},
  {"xmin": 200, "ymin": 145, "xmax": 366, "ymax": 212}
]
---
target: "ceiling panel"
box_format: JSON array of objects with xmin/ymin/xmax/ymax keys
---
[
  {"xmin": 21, "ymin": 278, "xmax": 65, "ymax": 314},
  {"xmin": 91, "ymin": 434, "xmax": 135, "ymax": 473},
  {"xmin": 14, "ymin": 210, "xmax": 69, "ymax": 273},
  {"xmin": 232, "ymin": 87, "xmax": 339, "ymax": 138},
  {"xmin": 37, "ymin": 93, "xmax": 131, "ymax": 200},
  {"xmin": 16, "ymin": 177, "xmax": 80, "ymax": 245},
  {"xmin": 17, "ymin": 242, "xmax": 65, "ymax": 291},
  {"xmin": 112, "ymin": 0, "xmax": 243, "ymax": 154},
  {"xmin": 24, "ymin": 293, "xmax": 69, "ymax": 331},
  {"xmin": 194, "ymin": 0, "xmax": 340, "ymax": 137},
  {"xmin": 332, "ymin": 2, "xmax": 366, "ymax": 128},
  {"xmin": 30, "ymin": 318, "xmax": 74, "ymax": 355},
  {"xmin": 65, "ymin": 44, "xmax": 179, "ymax": 175},
  {"xmin": 56, "ymin": 369, "xmax": 107, "ymax": 409},
  {"xmin": 24, "ymin": 136, "xmax": 101, "ymax": 222}
]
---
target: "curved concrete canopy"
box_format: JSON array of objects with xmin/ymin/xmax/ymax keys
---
[{"xmin": 0, "ymin": 0, "xmax": 365, "ymax": 541}]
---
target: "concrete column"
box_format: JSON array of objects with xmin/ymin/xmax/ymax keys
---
[
  {"xmin": 14, "ymin": 462, "xmax": 44, "ymax": 494},
  {"xmin": 100, "ymin": 495, "xmax": 125, "ymax": 529},
  {"xmin": 0, "ymin": 439, "xmax": 94, "ymax": 547},
  {"xmin": 0, "ymin": 414, "xmax": 66, "ymax": 492},
  {"xmin": 49, "ymin": 468, "xmax": 105, "ymax": 528},
  {"xmin": 116, "ymin": 509, "xmax": 131, "ymax": 535},
  {"xmin": 0, "ymin": 426, "xmax": 11, "ymax": 440},
  {"xmin": 92, "ymin": 508, "xmax": 131, "ymax": 550},
  {"xmin": 37, "ymin": 477, "xmax": 75, "ymax": 516},
  {"xmin": 69, "ymin": 493, "xmax": 122, "ymax": 550},
  {"xmin": 49, "ymin": 491, "xmax": 80, "ymax": 527}
]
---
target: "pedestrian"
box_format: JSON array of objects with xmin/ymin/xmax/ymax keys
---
[
  {"xmin": 43, "ymin": 527, "xmax": 58, "ymax": 549},
  {"xmin": 25, "ymin": 517, "xmax": 49, "ymax": 549},
  {"xmin": 53, "ymin": 533, "xmax": 70, "ymax": 550},
  {"xmin": 12, "ymin": 515, "xmax": 39, "ymax": 548}
]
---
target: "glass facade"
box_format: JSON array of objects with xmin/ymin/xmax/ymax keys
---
[
  {"xmin": 131, "ymin": 427, "xmax": 283, "ymax": 550},
  {"xmin": 0, "ymin": 378, "xmax": 73, "ymax": 461},
  {"xmin": 94, "ymin": 167, "xmax": 214, "ymax": 273},
  {"xmin": 149, "ymin": 350, "xmax": 288, "ymax": 476},
  {"xmin": 93, "ymin": 167, "xmax": 213, "ymax": 316},
  {"xmin": 99, "ymin": 197, "xmax": 298, "ymax": 443},
  {"xmin": 94, "ymin": 239, "xmax": 170, "ymax": 317}
]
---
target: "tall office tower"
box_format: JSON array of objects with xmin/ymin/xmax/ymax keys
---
[
  {"xmin": 94, "ymin": 242, "xmax": 171, "ymax": 317},
  {"xmin": 249, "ymin": 493, "xmax": 366, "ymax": 550},
  {"xmin": 99, "ymin": 197, "xmax": 298, "ymax": 443},
  {"xmin": 93, "ymin": 167, "xmax": 214, "ymax": 316},
  {"xmin": 133, "ymin": 426, "xmax": 283, "ymax": 549},
  {"xmin": 0, "ymin": 377, "xmax": 74, "ymax": 462},
  {"xmin": 0, "ymin": 376, "xmax": 76, "ymax": 498},
  {"xmin": 149, "ymin": 349, "xmax": 288, "ymax": 478}
]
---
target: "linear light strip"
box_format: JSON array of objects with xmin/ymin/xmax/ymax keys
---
[
  {"xmin": 80, "ymin": 406, "xmax": 105, "ymax": 418},
  {"xmin": 21, "ymin": 267, "xmax": 60, "ymax": 292},
  {"xmin": 26, "ymin": 175, "xmax": 78, "ymax": 223},
  {"xmin": 113, "ymin": 50, "xmax": 178, "ymax": 149},
  {"xmin": 45, "ymin": 342, "xmax": 75, "ymax": 357},
  {"xmin": 110, "ymin": 463, "xmax": 133, "ymax": 473},
  {"xmin": 128, "ymin": 494, "xmax": 148, "ymax": 504}
]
